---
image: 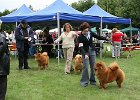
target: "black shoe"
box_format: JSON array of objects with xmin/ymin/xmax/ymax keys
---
[
  {"xmin": 90, "ymin": 82, "xmax": 96, "ymax": 85},
  {"xmin": 24, "ymin": 66, "xmax": 31, "ymax": 69}
]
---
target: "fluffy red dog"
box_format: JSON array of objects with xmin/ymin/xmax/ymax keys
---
[
  {"xmin": 94, "ymin": 61, "xmax": 125, "ymax": 89},
  {"xmin": 73, "ymin": 54, "xmax": 83, "ymax": 73},
  {"xmin": 34, "ymin": 52, "xmax": 49, "ymax": 70}
]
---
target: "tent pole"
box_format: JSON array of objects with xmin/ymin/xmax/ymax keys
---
[
  {"xmin": 130, "ymin": 19, "xmax": 132, "ymax": 43},
  {"xmin": 100, "ymin": 17, "xmax": 103, "ymax": 59},
  {"xmin": 16, "ymin": 17, "xmax": 18, "ymax": 27},
  {"xmin": 0, "ymin": 19, "xmax": 2, "ymax": 29},
  {"xmin": 57, "ymin": 11, "xmax": 60, "ymax": 65},
  {"xmin": 16, "ymin": 22, "xmax": 18, "ymax": 27}
]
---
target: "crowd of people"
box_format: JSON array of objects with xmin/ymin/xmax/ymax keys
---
[
  {"xmin": 2, "ymin": 21, "xmax": 140, "ymax": 61},
  {"xmin": 4, "ymin": 21, "xmax": 140, "ymax": 60},
  {"xmin": 1, "ymin": 19, "xmax": 140, "ymax": 99},
  {"xmin": 2, "ymin": 20, "xmax": 140, "ymax": 71}
]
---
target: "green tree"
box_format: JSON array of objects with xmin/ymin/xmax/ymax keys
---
[
  {"xmin": 98, "ymin": 0, "xmax": 129, "ymax": 17},
  {"xmin": 98, "ymin": 0, "xmax": 140, "ymax": 27},
  {"xmin": 0, "ymin": 9, "xmax": 16, "ymax": 32},
  {"xmin": 29, "ymin": 5, "xmax": 34, "ymax": 11},
  {"xmin": 0, "ymin": 9, "xmax": 11, "ymax": 16},
  {"xmin": 122, "ymin": 0, "xmax": 140, "ymax": 27},
  {"xmin": 71, "ymin": 0, "xmax": 95, "ymax": 12}
]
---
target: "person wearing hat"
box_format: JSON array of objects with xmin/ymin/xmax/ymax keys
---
[{"xmin": 15, "ymin": 20, "xmax": 34, "ymax": 70}]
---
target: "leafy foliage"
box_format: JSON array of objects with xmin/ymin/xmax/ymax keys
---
[
  {"xmin": 71, "ymin": 0, "xmax": 95, "ymax": 12},
  {"xmin": 98, "ymin": 0, "xmax": 140, "ymax": 27},
  {"xmin": 122, "ymin": 0, "xmax": 140, "ymax": 27}
]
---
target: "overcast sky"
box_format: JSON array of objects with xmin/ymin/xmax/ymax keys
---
[{"xmin": 0, "ymin": 0, "xmax": 97, "ymax": 12}]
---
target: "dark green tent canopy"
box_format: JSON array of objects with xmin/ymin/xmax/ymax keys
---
[{"xmin": 121, "ymin": 26, "xmax": 139, "ymax": 33}]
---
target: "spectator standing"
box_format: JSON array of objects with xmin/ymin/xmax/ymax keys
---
[
  {"xmin": 41, "ymin": 27, "xmax": 53, "ymax": 57},
  {"xmin": 111, "ymin": 28, "xmax": 125, "ymax": 58},
  {"xmin": 132, "ymin": 34, "xmax": 138, "ymax": 45},
  {"xmin": 15, "ymin": 20, "xmax": 34, "ymax": 70}
]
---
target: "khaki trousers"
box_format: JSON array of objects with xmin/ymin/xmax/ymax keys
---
[{"xmin": 63, "ymin": 47, "xmax": 74, "ymax": 73}]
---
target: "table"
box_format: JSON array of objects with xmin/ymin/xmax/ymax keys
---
[
  {"xmin": 8, "ymin": 43, "xmax": 17, "ymax": 58},
  {"xmin": 132, "ymin": 46, "xmax": 140, "ymax": 50}
]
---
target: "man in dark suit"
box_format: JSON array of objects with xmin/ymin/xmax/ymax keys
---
[{"xmin": 15, "ymin": 20, "xmax": 34, "ymax": 70}]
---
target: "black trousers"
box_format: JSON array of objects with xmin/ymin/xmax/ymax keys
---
[
  {"xmin": 17, "ymin": 48, "xmax": 29, "ymax": 69},
  {"xmin": 0, "ymin": 75, "xmax": 7, "ymax": 100},
  {"xmin": 41, "ymin": 45, "xmax": 53, "ymax": 57}
]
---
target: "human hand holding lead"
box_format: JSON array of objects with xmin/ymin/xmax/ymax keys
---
[
  {"xmin": 85, "ymin": 55, "xmax": 89, "ymax": 59},
  {"xmin": 24, "ymin": 37, "xmax": 29, "ymax": 39}
]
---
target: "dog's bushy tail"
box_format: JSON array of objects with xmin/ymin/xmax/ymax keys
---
[{"xmin": 109, "ymin": 62, "xmax": 119, "ymax": 71}]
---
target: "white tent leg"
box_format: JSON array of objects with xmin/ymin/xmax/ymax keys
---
[{"xmin": 57, "ymin": 11, "xmax": 60, "ymax": 65}]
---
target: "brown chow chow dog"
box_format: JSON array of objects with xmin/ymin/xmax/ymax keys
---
[
  {"xmin": 73, "ymin": 54, "xmax": 83, "ymax": 73},
  {"xmin": 34, "ymin": 52, "xmax": 49, "ymax": 70},
  {"xmin": 94, "ymin": 61, "xmax": 125, "ymax": 89}
]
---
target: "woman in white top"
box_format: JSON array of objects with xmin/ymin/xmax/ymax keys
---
[{"xmin": 54, "ymin": 23, "xmax": 78, "ymax": 74}]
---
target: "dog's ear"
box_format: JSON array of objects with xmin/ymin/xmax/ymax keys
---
[
  {"xmin": 79, "ymin": 56, "xmax": 82, "ymax": 63},
  {"xmin": 37, "ymin": 53, "xmax": 41, "ymax": 56},
  {"xmin": 96, "ymin": 63, "xmax": 103, "ymax": 69},
  {"xmin": 79, "ymin": 55, "xmax": 82, "ymax": 58},
  {"xmin": 96, "ymin": 63, "xmax": 101, "ymax": 67}
]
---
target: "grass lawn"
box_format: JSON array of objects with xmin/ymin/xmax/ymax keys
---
[{"xmin": 6, "ymin": 49, "xmax": 140, "ymax": 100}]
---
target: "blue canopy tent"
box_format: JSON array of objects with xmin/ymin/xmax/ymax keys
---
[
  {"xmin": 83, "ymin": 4, "xmax": 132, "ymax": 36},
  {"xmin": 21, "ymin": 0, "xmax": 100, "ymax": 23},
  {"xmin": 83, "ymin": 4, "xmax": 131, "ymax": 58},
  {"xmin": 0, "ymin": 4, "xmax": 33, "ymax": 23},
  {"xmin": 20, "ymin": 0, "xmax": 82, "ymax": 23},
  {"xmin": 83, "ymin": 4, "xmax": 131, "ymax": 24},
  {"xmin": 83, "ymin": 4, "xmax": 131, "ymax": 36}
]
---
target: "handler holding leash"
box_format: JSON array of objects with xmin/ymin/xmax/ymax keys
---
[{"xmin": 78, "ymin": 22, "xmax": 108, "ymax": 87}]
